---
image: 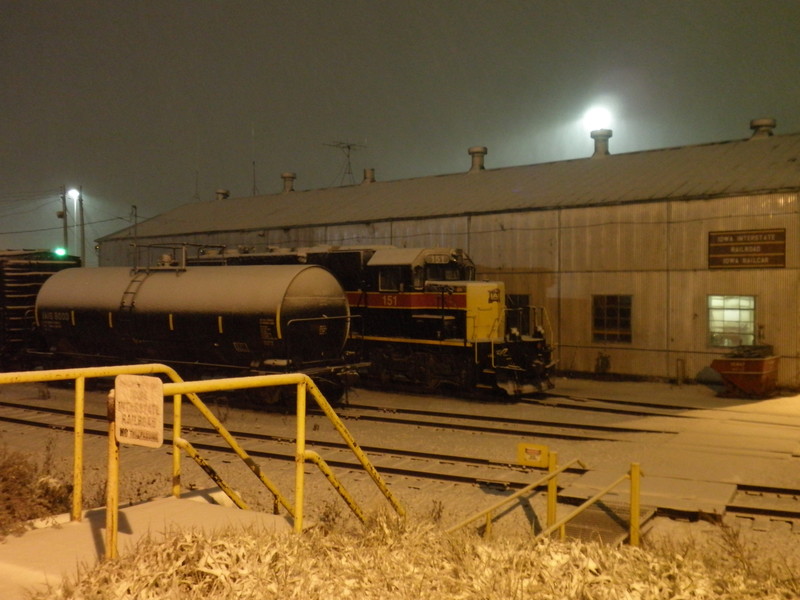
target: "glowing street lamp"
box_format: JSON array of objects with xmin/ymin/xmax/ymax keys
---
[
  {"xmin": 65, "ymin": 187, "xmax": 85, "ymax": 263},
  {"xmin": 582, "ymin": 106, "xmax": 613, "ymax": 133}
]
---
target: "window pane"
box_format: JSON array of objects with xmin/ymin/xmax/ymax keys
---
[
  {"xmin": 708, "ymin": 295, "xmax": 755, "ymax": 347},
  {"xmin": 592, "ymin": 295, "xmax": 632, "ymax": 343}
]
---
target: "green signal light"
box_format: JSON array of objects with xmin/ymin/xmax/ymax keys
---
[{"xmin": 53, "ymin": 247, "xmax": 67, "ymax": 257}]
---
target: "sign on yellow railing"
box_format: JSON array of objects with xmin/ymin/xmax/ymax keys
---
[
  {"xmin": 114, "ymin": 374, "xmax": 164, "ymax": 448},
  {"xmin": 516, "ymin": 442, "xmax": 549, "ymax": 468}
]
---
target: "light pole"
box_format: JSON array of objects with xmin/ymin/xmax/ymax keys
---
[
  {"xmin": 66, "ymin": 187, "xmax": 84, "ymax": 263},
  {"xmin": 59, "ymin": 187, "xmax": 69, "ymax": 252}
]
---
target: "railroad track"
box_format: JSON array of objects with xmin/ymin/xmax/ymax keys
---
[
  {"xmin": 0, "ymin": 399, "xmax": 580, "ymax": 490},
  {"xmin": 1, "ymin": 396, "xmax": 799, "ymax": 526},
  {"xmin": 328, "ymin": 401, "xmax": 678, "ymax": 441}
]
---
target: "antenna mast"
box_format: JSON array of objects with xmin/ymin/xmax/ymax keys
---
[
  {"xmin": 251, "ymin": 123, "xmax": 260, "ymax": 195},
  {"xmin": 324, "ymin": 140, "xmax": 366, "ymax": 185}
]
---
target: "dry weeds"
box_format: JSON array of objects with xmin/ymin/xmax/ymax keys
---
[
  {"xmin": 0, "ymin": 442, "xmax": 72, "ymax": 538},
  {"xmin": 32, "ymin": 511, "xmax": 800, "ymax": 600}
]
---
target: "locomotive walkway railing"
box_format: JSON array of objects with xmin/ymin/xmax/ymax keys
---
[
  {"xmin": 0, "ymin": 364, "xmax": 405, "ymax": 559},
  {"xmin": 447, "ymin": 449, "xmax": 643, "ymax": 546}
]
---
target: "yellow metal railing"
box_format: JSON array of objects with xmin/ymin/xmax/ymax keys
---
[
  {"xmin": 446, "ymin": 451, "xmax": 584, "ymax": 535},
  {"xmin": 448, "ymin": 450, "xmax": 643, "ymax": 546},
  {"xmin": 0, "ymin": 364, "xmax": 405, "ymax": 558},
  {"xmin": 160, "ymin": 372, "xmax": 406, "ymax": 532},
  {"xmin": 538, "ymin": 462, "xmax": 643, "ymax": 546},
  {"xmin": 0, "ymin": 363, "xmax": 182, "ymax": 523}
]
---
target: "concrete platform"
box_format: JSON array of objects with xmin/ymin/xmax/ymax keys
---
[{"xmin": 0, "ymin": 490, "xmax": 292, "ymax": 600}]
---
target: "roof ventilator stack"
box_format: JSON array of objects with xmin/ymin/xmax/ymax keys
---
[
  {"xmin": 468, "ymin": 146, "xmax": 488, "ymax": 172},
  {"xmin": 590, "ymin": 129, "xmax": 612, "ymax": 158},
  {"xmin": 749, "ymin": 118, "xmax": 776, "ymax": 139},
  {"xmin": 281, "ymin": 172, "xmax": 296, "ymax": 193}
]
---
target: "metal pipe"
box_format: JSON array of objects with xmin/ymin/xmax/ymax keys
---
[
  {"xmin": 294, "ymin": 382, "xmax": 307, "ymax": 533},
  {"xmin": 71, "ymin": 377, "xmax": 85, "ymax": 521},
  {"xmin": 106, "ymin": 389, "xmax": 119, "ymax": 560},
  {"xmin": 629, "ymin": 463, "xmax": 641, "ymax": 546}
]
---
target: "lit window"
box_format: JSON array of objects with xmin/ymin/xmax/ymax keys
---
[
  {"xmin": 592, "ymin": 295, "xmax": 632, "ymax": 343},
  {"xmin": 708, "ymin": 295, "xmax": 755, "ymax": 347}
]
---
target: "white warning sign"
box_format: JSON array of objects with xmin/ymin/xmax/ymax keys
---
[{"xmin": 114, "ymin": 374, "xmax": 164, "ymax": 448}]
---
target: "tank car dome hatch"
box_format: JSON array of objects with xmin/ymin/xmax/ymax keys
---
[{"xmin": 35, "ymin": 264, "xmax": 350, "ymax": 374}]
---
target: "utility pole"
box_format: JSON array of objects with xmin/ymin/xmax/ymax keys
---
[
  {"xmin": 78, "ymin": 187, "xmax": 85, "ymax": 264},
  {"xmin": 59, "ymin": 186, "xmax": 69, "ymax": 251}
]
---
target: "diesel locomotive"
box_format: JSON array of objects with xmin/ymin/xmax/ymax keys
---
[
  {"xmin": 187, "ymin": 245, "xmax": 555, "ymax": 396},
  {"xmin": 34, "ymin": 263, "xmax": 357, "ymax": 397}
]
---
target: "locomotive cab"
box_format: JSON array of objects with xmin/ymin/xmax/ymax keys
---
[{"xmin": 365, "ymin": 248, "xmax": 474, "ymax": 292}]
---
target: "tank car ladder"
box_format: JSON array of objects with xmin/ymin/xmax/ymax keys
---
[{"xmin": 119, "ymin": 269, "xmax": 150, "ymax": 312}]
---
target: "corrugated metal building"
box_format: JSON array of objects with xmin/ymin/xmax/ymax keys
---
[{"xmin": 98, "ymin": 119, "xmax": 800, "ymax": 387}]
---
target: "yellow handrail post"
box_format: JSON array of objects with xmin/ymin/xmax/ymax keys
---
[
  {"xmin": 546, "ymin": 450, "xmax": 558, "ymax": 528},
  {"xmin": 629, "ymin": 462, "xmax": 641, "ymax": 547},
  {"xmin": 484, "ymin": 511, "xmax": 492, "ymax": 537},
  {"xmin": 105, "ymin": 389, "xmax": 119, "ymax": 560},
  {"xmin": 171, "ymin": 393, "xmax": 182, "ymax": 498},
  {"xmin": 294, "ymin": 380, "xmax": 307, "ymax": 533},
  {"xmin": 72, "ymin": 376, "xmax": 85, "ymax": 522}
]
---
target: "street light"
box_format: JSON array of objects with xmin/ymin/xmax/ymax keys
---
[
  {"xmin": 582, "ymin": 106, "xmax": 613, "ymax": 133},
  {"xmin": 66, "ymin": 187, "xmax": 84, "ymax": 264}
]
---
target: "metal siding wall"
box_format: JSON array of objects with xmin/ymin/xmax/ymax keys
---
[
  {"xmin": 666, "ymin": 193, "xmax": 799, "ymax": 385},
  {"xmin": 469, "ymin": 212, "xmax": 559, "ymax": 272},
  {"xmin": 557, "ymin": 271, "xmax": 668, "ymax": 377},
  {"xmin": 387, "ymin": 217, "xmax": 469, "ymax": 249},
  {"xmin": 559, "ymin": 204, "xmax": 668, "ymax": 272}
]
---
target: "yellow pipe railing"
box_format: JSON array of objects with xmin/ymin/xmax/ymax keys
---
[
  {"xmin": 160, "ymin": 372, "xmax": 407, "ymax": 532},
  {"xmin": 445, "ymin": 452, "xmax": 585, "ymax": 535},
  {"xmin": 1, "ymin": 364, "xmax": 406, "ymax": 554},
  {"xmin": 447, "ymin": 453, "xmax": 643, "ymax": 546},
  {"xmin": 0, "ymin": 363, "xmax": 183, "ymax": 521},
  {"xmin": 537, "ymin": 463, "xmax": 643, "ymax": 546}
]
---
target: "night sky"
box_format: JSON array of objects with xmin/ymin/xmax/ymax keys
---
[{"xmin": 2, "ymin": 1, "xmax": 799, "ymax": 263}]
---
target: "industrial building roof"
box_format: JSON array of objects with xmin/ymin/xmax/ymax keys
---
[{"xmin": 100, "ymin": 128, "xmax": 800, "ymax": 241}]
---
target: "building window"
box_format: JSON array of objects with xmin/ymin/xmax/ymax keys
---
[
  {"xmin": 708, "ymin": 295, "xmax": 755, "ymax": 347},
  {"xmin": 592, "ymin": 295, "xmax": 632, "ymax": 343}
]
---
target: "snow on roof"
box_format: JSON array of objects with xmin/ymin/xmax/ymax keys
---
[{"xmin": 100, "ymin": 132, "xmax": 800, "ymax": 242}]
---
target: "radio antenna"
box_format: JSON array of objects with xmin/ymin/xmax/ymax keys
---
[
  {"xmin": 251, "ymin": 123, "xmax": 260, "ymax": 195},
  {"xmin": 324, "ymin": 140, "xmax": 365, "ymax": 185}
]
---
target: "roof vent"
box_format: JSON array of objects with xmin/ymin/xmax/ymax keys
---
[
  {"xmin": 468, "ymin": 146, "xmax": 488, "ymax": 172},
  {"xmin": 749, "ymin": 118, "xmax": 776, "ymax": 139},
  {"xmin": 281, "ymin": 172, "xmax": 296, "ymax": 193},
  {"xmin": 590, "ymin": 129, "xmax": 612, "ymax": 158},
  {"xmin": 215, "ymin": 189, "xmax": 230, "ymax": 201},
  {"xmin": 362, "ymin": 168, "xmax": 376, "ymax": 184}
]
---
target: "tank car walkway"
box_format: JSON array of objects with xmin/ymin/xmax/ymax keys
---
[{"xmin": 0, "ymin": 489, "xmax": 291, "ymax": 600}]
